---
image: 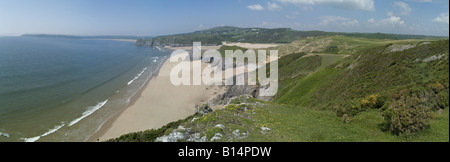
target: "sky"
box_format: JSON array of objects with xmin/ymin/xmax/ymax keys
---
[{"xmin": 0, "ymin": 0, "xmax": 448, "ymax": 36}]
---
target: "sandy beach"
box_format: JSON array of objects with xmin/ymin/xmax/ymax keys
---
[
  {"xmin": 89, "ymin": 42, "xmax": 278, "ymax": 142},
  {"xmin": 89, "ymin": 52, "xmax": 226, "ymax": 141}
]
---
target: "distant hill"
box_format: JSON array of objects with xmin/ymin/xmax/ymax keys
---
[{"xmin": 136, "ymin": 26, "xmax": 444, "ymax": 47}]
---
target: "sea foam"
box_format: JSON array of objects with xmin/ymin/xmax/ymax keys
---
[
  {"xmin": 127, "ymin": 67, "xmax": 147, "ymax": 85},
  {"xmin": 68, "ymin": 99, "xmax": 108, "ymax": 127},
  {"xmin": 21, "ymin": 122, "xmax": 66, "ymax": 142}
]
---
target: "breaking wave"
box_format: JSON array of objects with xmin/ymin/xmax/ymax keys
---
[
  {"xmin": 127, "ymin": 67, "xmax": 147, "ymax": 85},
  {"xmin": 21, "ymin": 122, "xmax": 65, "ymax": 142},
  {"xmin": 68, "ymin": 99, "xmax": 109, "ymax": 127}
]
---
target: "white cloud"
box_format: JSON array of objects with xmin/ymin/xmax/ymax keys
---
[
  {"xmin": 432, "ymin": 13, "xmax": 449, "ymax": 25},
  {"xmin": 386, "ymin": 11, "xmax": 394, "ymax": 17},
  {"xmin": 367, "ymin": 16, "xmax": 405, "ymax": 27},
  {"xmin": 300, "ymin": 6, "xmax": 313, "ymax": 11},
  {"xmin": 320, "ymin": 16, "xmax": 349, "ymax": 21},
  {"xmin": 248, "ymin": 4, "xmax": 264, "ymax": 11},
  {"xmin": 278, "ymin": 0, "xmax": 375, "ymax": 11},
  {"xmin": 342, "ymin": 20, "xmax": 359, "ymax": 26},
  {"xmin": 319, "ymin": 16, "xmax": 360, "ymax": 26},
  {"xmin": 380, "ymin": 16, "xmax": 405, "ymax": 26},
  {"xmin": 319, "ymin": 16, "xmax": 349, "ymax": 25},
  {"xmin": 394, "ymin": 1, "xmax": 412, "ymax": 15},
  {"xmin": 407, "ymin": 0, "xmax": 432, "ymax": 2},
  {"xmin": 267, "ymin": 2, "xmax": 282, "ymax": 11},
  {"xmin": 285, "ymin": 15, "xmax": 296, "ymax": 19}
]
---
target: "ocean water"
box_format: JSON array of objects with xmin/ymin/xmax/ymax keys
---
[{"xmin": 0, "ymin": 37, "xmax": 170, "ymax": 142}]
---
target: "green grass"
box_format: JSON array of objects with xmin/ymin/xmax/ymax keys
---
[
  {"xmin": 246, "ymin": 103, "xmax": 449, "ymax": 142},
  {"xmin": 109, "ymin": 38, "xmax": 449, "ymax": 142},
  {"xmin": 108, "ymin": 88, "xmax": 448, "ymax": 142},
  {"xmin": 317, "ymin": 54, "xmax": 346, "ymax": 70},
  {"xmin": 218, "ymin": 45, "xmax": 249, "ymax": 57},
  {"xmin": 127, "ymin": 97, "xmax": 447, "ymax": 142},
  {"xmin": 309, "ymin": 40, "xmax": 449, "ymax": 113},
  {"xmin": 275, "ymin": 68, "xmax": 340, "ymax": 106},
  {"xmin": 234, "ymin": 96, "xmax": 449, "ymax": 142},
  {"xmin": 269, "ymin": 35, "xmax": 442, "ymax": 57}
]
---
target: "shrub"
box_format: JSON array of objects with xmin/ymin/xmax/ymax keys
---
[
  {"xmin": 324, "ymin": 46, "xmax": 340, "ymax": 54},
  {"xmin": 338, "ymin": 94, "xmax": 386, "ymax": 117},
  {"xmin": 381, "ymin": 95, "xmax": 432, "ymax": 135}
]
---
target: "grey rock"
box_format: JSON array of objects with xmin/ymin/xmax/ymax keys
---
[
  {"xmin": 156, "ymin": 131, "xmax": 186, "ymax": 142},
  {"xmin": 210, "ymin": 133, "xmax": 223, "ymax": 141},
  {"xmin": 156, "ymin": 126, "xmax": 188, "ymax": 142},
  {"xmin": 214, "ymin": 124, "xmax": 226, "ymax": 130},
  {"xmin": 233, "ymin": 129, "xmax": 241, "ymax": 136},
  {"xmin": 194, "ymin": 104, "xmax": 213, "ymax": 115},
  {"xmin": 388, "ymin": 44, "xmax": 416, "ymax": 53},
  {"xmin": 156, "ymin": 126, "xmax": 208, "ymax": 142},
  {"xmin": 211, "ymin": 85, "xmax": 260, "ymax": 105},
  {"xmin": 232, "ymin": 129, "xmax": 248, "ymax": 140},
  {"xmin": 419, "ymin": 42, "xmax": 431, "ymax": 46},
  {"xmin": 260, "ymin": 127, "xmax": 271, "ymax": 131},
  {"xmin": 0, "ymin": 132, "xmax": 10, "ymax": 138},
  {"xmin": 260, "ymin": 127, "xmax": 271, "ymax": 135},
  {"xmin": 423, "ymin": 54, "xmax": 447, "ymax": 62},
  {"xmin": 187, "ymin": 133, "xmax": 207, "ymax": 142}
]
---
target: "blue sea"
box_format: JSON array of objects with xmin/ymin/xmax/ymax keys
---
[{"xmin": 0, "ymin": 37, "xmax": 170, "ymax": 142}]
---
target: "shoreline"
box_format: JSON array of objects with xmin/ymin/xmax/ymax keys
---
[
  {"xmin": 88, "ymin": 52, "xmax": 226, "ymax": 142},
  {"xmin": 87, "ymin": 58, "xmax": 165, "ymax": 142},
  {"xmin": 88, "ymin": 42, "xmax": 277, "ymax": 142}
]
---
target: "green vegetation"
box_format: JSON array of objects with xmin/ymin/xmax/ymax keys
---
[
  {"xmin": 137, "ymin": 26, "xmax": 441, "ymax": 47},
  {"xmin": 380, "ymin": 95, "xmax": 432, "ymax": 135},
  {"xmin": 109, "ymin": 34, "xmax": 449, "ymax": 142},
  {"xmin": 218, "ymin": 45, "xmax": 248, "ymax": 57},
  {"xmin": 274, "ymin": 39, "xmax": 449, "ymax": 137},
  {"xmin": 108, "ymin": 96, "xmax": 448, "ymax": 142},
  {"xmin": 106, "ymin": 114, "xmax": 197, "ymax": 142},
  {"xmin": 268, "ymin": 35, "xmax": 436, "ymax": 56}
]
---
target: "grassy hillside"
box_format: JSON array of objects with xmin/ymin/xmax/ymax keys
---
[
  {"xmin": 218, "ymin": 45, "xmax": 248, "ymax": 57},
  {"xmin": 268, "ymin": 35, "xmax": 433, "ymax": 56},
  {"xmin": 108, "ymin": 96, "xmax": 448, "ymax": 142},
  {"xmin": 107, "ymin": 38, "xmax": 449, "ymax": 142},
  {"xmin": 274, "ymin": 39, "xmax": 449, "ymax": 136},
  {"xmin": 136, "ymin": 26, "xmax": 439, "ymax": 47}
]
